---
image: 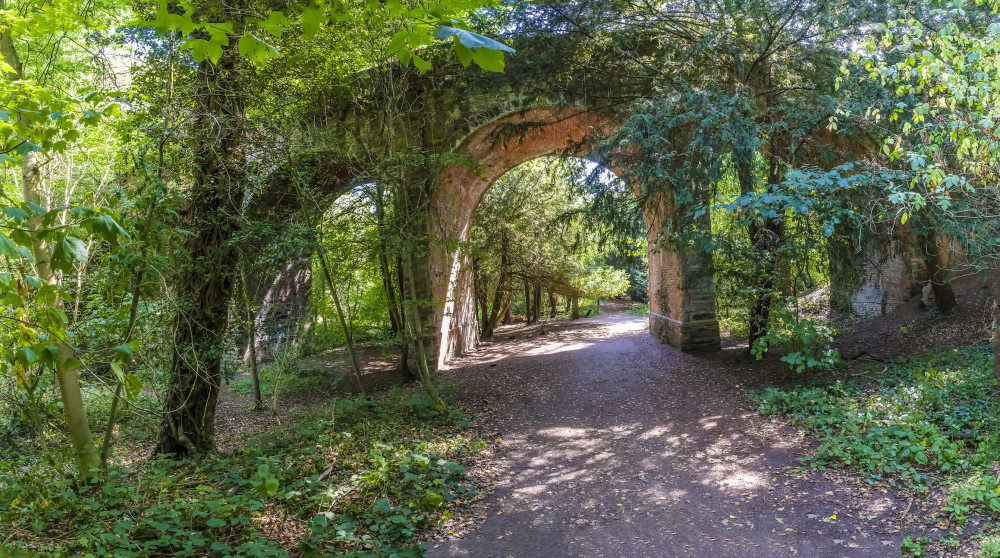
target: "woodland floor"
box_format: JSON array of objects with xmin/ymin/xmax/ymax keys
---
[
  {"xmin": 213, "ymin": 278, "xmax": 997, "ymax": 557},
  {"xmin": 425, "ymin": 291, "xmax": 995, "ymax": 558}
]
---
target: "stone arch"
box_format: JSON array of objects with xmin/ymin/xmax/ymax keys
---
[{"xmin": 427, "ymin": 106, "xmax": 721, "ymax": 368}]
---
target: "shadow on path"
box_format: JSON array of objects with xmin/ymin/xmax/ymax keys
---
[{"xmin": 430, "ymin": 306, "xmax": 923, "ymax": 558}]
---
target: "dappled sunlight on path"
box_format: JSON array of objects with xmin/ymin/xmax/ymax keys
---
[{"xmin": 430, "ymin": 307, "xmax": 921, "ymax": 558}]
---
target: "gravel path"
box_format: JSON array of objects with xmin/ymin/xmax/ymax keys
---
[{"xmin": 430, "ymin": 305, "xmax": 924, "ymax": 558}]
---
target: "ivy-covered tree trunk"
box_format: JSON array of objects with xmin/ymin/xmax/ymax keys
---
[{"xmin": 156, "ymin": 9, "xmax": 246, "ymax": 456}]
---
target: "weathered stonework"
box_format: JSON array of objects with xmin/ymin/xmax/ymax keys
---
[
  {"xmin": 253, "ymin": 55, "xmax": 725, "ymax": 369},
  {"xmin": 430, "ymin": 106, "xmax": 720, "ymax": 366},
  {"xmin": 831, "ymin": 231, "xmax": 966, "ymax": 322}
]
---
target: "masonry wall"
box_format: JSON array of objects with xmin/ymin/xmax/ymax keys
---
[
  {"xmin": 428, "ymin": 107, "xmax": 724, "ymax": 364},
  {"xmin": 645, "ymin": 198, "xmax": 720, "ymax": 351}
]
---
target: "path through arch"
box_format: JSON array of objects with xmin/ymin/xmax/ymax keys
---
[{"xmin": 428, "ymin": 106, "xmax": 721, "ymax": 368}]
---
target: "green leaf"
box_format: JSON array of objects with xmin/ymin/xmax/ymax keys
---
[
  {"xmin": 38, "ymin": 345, "xmax": 58, "ymax": 367},
  {"xmin": 10, "ymin": 228, "xmax": 32, "ymax": 249},
  {"xmin": 237, "ymin": 34, "xmax": 280, "ymax": 63},
  {"xmin": 4, "ymin": 206, "xmax": 28, "ymax": 221},
  {"xmin": 124, "ymin": 374, "xmax": 143, "ymax": 400},
  {"xmin": 113, "ymin": 344, "xmax": 134, "ymax": 364},
  {"xmin": 51, "ymin": 236, "xmax": 89, "ymax": 273},
  {"xmin": 0, "ymin": 233, "xmax": 17, "ymax": 259},
  {"xmin": 301, "ymin": 3, "xmax": 325, "ymax": 39},
  {"xmin": 205, "ymin": 518, "xmax": 226, "ymax": 528},
  {"xmin": 455, "ymin": 42, "xmax": 473, "ymax": 67},
  {"xmin": 14, "ymin": 142, "xmax": 43, "ymax": 156},
  {"xmin": 412, "ymin": 54, "xmax": 432, "ymax": 73},
  {"xmin": 185, "ymin": 39, "xmax": 218, "ymax": 64},
  {"xmin": 423, "ymin": 490, "xmax": 444, "ymax": 509},
  {"xmin": 16, "ymin": 346, "xmax": 36, "ymax": 366},
  {"xmin": 24, "ymin": 202, "xmax": 44, "ymax": 216},
  {"xmin": 261, "ymin": 11, "xmax": 291, "ymax": 38},
  {"xmin": 36, "ymin": 283, "xmax": 60, "ymax": 305},
  {"xmin": 110, "ymin": 361, "xmax": 125, "ymax": 383},
  {"xmin": 434, "ymin": 26, "xmax": 515, "ymax": 53},
  {"xmin": 472, "ymin": 47, "xmax": 506, "ymax": 72},
  {"xmin": 89, "ymin": 214, "xmax": 129, "ymax": 246}
]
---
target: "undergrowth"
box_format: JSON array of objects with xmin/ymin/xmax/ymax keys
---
[
  {"xmin": 629, "ymin": 302, "xmax": 650, "ymax": 316},
  {"xmin": 753, "ymin": 345, "xmax": 1000, "ymax": 535},
  {"xmin": 228, "ymin": 362, "xmax": 327, "ymax": 398},
  {"xmin": 0, "ymin": 386, "xmax": 484, "ymax": 557}
]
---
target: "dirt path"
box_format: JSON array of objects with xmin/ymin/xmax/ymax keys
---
[{"xmin": 431, "ymin": 304, "xmax": 927, "ymax": 558}]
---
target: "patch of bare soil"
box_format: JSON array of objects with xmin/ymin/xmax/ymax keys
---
[
  {"xmin": 834, "ymin": 273, "xmax": 995, "ymax": 363},
  {"xmin": 427, "ymin": 304, "xmax": 953, "ymax": 558}
]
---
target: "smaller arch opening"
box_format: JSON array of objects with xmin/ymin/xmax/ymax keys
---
[{"xmin": 467, "ymin": 156, "xmax": 649, "ymax": 340}]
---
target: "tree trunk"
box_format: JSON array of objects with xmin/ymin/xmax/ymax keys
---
[
  {"xmin": 374, "ymin": 185, "xmax": 412, "ymax": 378},
  {"xmin": 737, "ymin": 59, "xmax": 788, "ymax": 352},
  {"xmin": 549, "ymin": 290, "xmax": 557, "ymax": 318},
  {"xmin": 737, "ymin": 152, "xmax": 785, "ymax": 349},
  {"xmin": 500, "ymin": 297, "xmax": 512, "ymax": 325},
  {"xmin": 377, "ymin": 243, "xmax": 403, "ymax": 335},
  {"xmin": 393, "ymin": 255, "xmax": 412, "ymax": 377},
  {"xmin": 923, "ymin": 230, "xmax": 957, "ymax": 313},
  {"xmin": 400, "ymin": 242, "xmax": 445, "ymax": 406},
  {"xmin": 472, "ymin": 256, "xmax": 482, "ymax": 332},
  {"xmin": 483, "ymin": 234, "xmax": 509, "ymax": 337},
  {"xmin": 247, "ymin": 324, "xmax": 262, "ymax": 407},
  {"xmin": 571, "ymin": 295, "xmax": 580, "ymax": 320},
  {"xmin": 533, "ymin": 282, "xmax": 542, "ymax": 323},
  {"xmin": 27, "ymin": 152, "xmax": 99, "ymax": 476},
  {"xmin": 1, "ymin": 27, "xmax": 99, "ymax": 476},
  {"xmin": 100, "ymin": 269, "xmax": 146, "ymax": 468},
  {"xmin": 316, "ymin": 249, "xmax": 368, "ymax": 397},
  {"xmin": 523, "ymin": 279, "xmax": 531, "ymax": 325},
  {"xmin": 238, "ymin": 266, "xmax": 262, "ymax": 409},
  {"xmin": 157, "ymin": 10, "xmax": 247, "ymax": 456}
]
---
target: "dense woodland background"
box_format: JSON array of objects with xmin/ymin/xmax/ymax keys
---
[{"xmin": 1, "ymin": 0, "xmax": 1000, "ymax": 556}]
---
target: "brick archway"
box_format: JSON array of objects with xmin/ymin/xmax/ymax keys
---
[{"xmin": 427, "ymin": 106, "xmax": 721, "ymax": 368}]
